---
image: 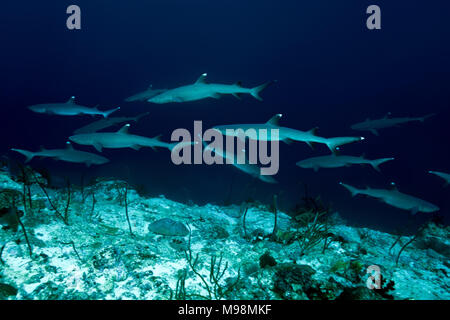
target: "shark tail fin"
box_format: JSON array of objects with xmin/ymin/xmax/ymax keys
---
[
  {"xmin": 420, "ymin": 113, "xmax": 436, "ymax": 122},
  {"xmin": 11, "ymin": 149, "xmax": 35, "ymax": 163},
  {"xmin": 250, "ymin": 81, "xmax": 274, "ymax": 101},
  {"xmin": 339, "ymin": 182, "xmax": 361, "ymax": 197},
  {"xmin": 324, "ymin": 137, "xmax": 364, "ymax": 154},
  {"xmin": 258, "ymin": 175, "xmax": 278, "ymax": 184},
  {"xmin": 370, "ymin": 157, "xmax": 395, "ymax": 172},
  {"xmin": 103, "ymin": 107, "xmax": 121, "ymax": 118}
]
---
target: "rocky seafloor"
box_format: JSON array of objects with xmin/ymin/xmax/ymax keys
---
[{"xmin": 0, "ymin": 169, "xmax": 449, "ymax": 300}]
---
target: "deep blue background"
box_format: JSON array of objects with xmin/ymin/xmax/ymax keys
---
[{"xmin": 1, "ymin": 1, "xmax": 449, "ymax": 232}]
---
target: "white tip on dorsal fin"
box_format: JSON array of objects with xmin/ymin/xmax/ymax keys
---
[
  {"xmin": 266, "ymin": 114, "xmax": 282, "ymax": 126},
  {"xmin": 67, "ymin": 96, "xmax": 76, "ymax": 104},
  {"xmin": 118, "ymin": 124, "xmax": 131, "ymax": 134},
  {"xmin": 195, "ymin": 73, "xmax": 208, "ymax": 84},
  {"xmin": 384, "ymin": 112, "xmax": 392, "ymax": 119},
  {"xmin": 148, "ymin": 84, "xmax": 153, "ymax": 89},
  {"xmin": 66, "ymin": 141, "xmax": 74, "ymax": 150}
]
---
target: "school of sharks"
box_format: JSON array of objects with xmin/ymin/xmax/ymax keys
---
[{"xmin": 8, "ymin": 72, "xmax": 447, "ymax": 216}]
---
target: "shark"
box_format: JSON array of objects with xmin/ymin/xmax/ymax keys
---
[
  {"xmin": 213, "ymin": 114, "xmax": 365, "ymax": 153},
  {"xmin": 70, "ymin": 124, "xmax": 191, "ymax": 152},
  {"xmin": 351, "ymin": 112, "xmax": 436, "ymax": 136},
  {"xmin": 339, "ymin": 182, "xmax": 439, "ymax": 214},
  {"xmin": 296, "ymin": 154, "xmax": 394, "ymax": 172},
  {"xmin": 73, "ymin": 112, "xmax": 150, "ymax": 134},
  {"xmin": 11, "ymin": 143, "xmax": 110, "ymax": 167},
  {"xmin": 429, "ymin": 171, "xmax": 450, "ymax": 187},
  {"xmin": 147, "ymin": 73, "xmax": 273, "ymax": 104},
  {"xmin": 124, "ymin": 85, "xmax": 168, "ymax": 102},
  {"xmin": 28, "ymin": 96, "xmax": 120, "ymax": 118},
  {"xmin": 202, "ymin": 140, "xmax": 277, "ymax": 184}
]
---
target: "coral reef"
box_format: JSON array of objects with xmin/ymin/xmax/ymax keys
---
[{"xmin": 0, "ymin": 169, "xmax": 449, "ymax": 300}]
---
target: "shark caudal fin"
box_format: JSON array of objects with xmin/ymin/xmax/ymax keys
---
[
  {"xmin": 258, "ymin": 174, "xmax": 278, "ymax": 184},
  {"xmin": 102, "ymin": 107, "xmax": 121, "ymax": 118},
  {"xmin": 370, "ymin": 157, "xmax": 395, "ymax": 172},
  {"xmin": 11, "ymin": 149, "xmax": 35, "ymax": 163},
  {"xmin": 250, "ymin": 81, "xmax": 274, "ymax": 101},
  {"xmin": 420, "ymin": 113, "xmax": 436, "ymax": 122},
  {"xmin": 325, "ymin": 136, "xmax": 365, "ymax": 153},
  {"xmin": 339, "ymin": 182, "xmax": 361, "ymax": 197}
]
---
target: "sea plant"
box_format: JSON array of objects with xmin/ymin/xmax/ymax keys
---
[{"xmin": 182, "ymin": 225, "xmax": 241, "ymax": 300}]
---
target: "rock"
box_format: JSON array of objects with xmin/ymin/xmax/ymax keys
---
[
  {"xmin": 415, "ymin": 235, "xmax": 450, "ymax": 258},
  {"xmin": 0, "ymin": 283, "xmax": 18, "ymax": 299},
  {"xmin": 259, "ymin": 251, "xmax": 277, "ymax": 268},
  {"xmin": 148, "ymin": 218, "xmax": 189, "ymax": 237},
  {"xmin": 337, "ymin": 286, "xmax": 383, "ymax": 300},
  {"xmin": 273, "ymin": 263, "xmax": 316, "ymax": 299}
]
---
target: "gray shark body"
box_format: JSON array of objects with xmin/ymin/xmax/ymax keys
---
[
  {"xmin": 429, "ymin": 171, "xmax": 450, "ymax": 186},
  {"xmin": 214, "ymin": 114, "xmax": 364, "ymax": 153},
  {"xmin": 202, "ymin": 141, "xmax": 277, "ymax": 184},
  {"xmin": 11, "ymin": 144, "xmax": 109, "ymax": 167},
  {"xmin": 340, "ymin": 182, "xmax": 439, "ymax": 214},
  {"xmin": 73, "ymin": 112, "xmax": 149, "ymax": 134},
  {"xmin": 351, "ymin": 113, "xmax": 435, "ymax": 136},
  {"xmin": 296, "ymin": 155, "xmax": 394, "ymax": 172},
  {"xmin": 28, "ymin": 96, "xmax": 120, "ymax": 118},
  {"xmin": 124, "ymin": 85, "xmax": 168, "ymax": 102},
  {"xmin": 148, "ymin": 73, "xmax": 272, "ymax": 104},
  {"xmin": 70, "ymin": 124, "xmax": 185, "ymax": 152}
]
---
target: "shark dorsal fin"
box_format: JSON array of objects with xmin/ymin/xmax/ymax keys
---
[
  {"xmin": 384, "ymin": 112, "xmax": 392, "ymax": 119},
  {"xmin": 266, "ymin": 114, "xmax": 282, "ymax": 126},
  {"xmin": 118, "ymin": 124, "xmax": 131, "ymax": 134},
  {"xmin": 235, "ymin": 81, "xmax": 243, "ymax": 87},
  {"xmin": 308, "ymin": 127, "xmax": 319, "ymax": 136},
  {"xmin": 67, "ymin": 96, "xmax": 76, "ymax": 104},
  {"xmin": 148, "ymin": 84, "xmax": 153, "ymax": 89},
  {"xmin": 66, "ymin": 142, "xmax": 74, "ymax": 150},
  {"xmin": 195, "ymin": 73, "xmax": 208, "ymax": 84},
  {"xmin": 153, "ymin": 134, "xmax": 162, "ymax": 141},
  {"xmin": 39, "ymin": 145, "xmax": 46, "ymax": 152}
]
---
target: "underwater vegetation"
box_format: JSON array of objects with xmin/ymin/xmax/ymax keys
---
[{"xmin": 0, "ymin": 167, "xmax": 449, "ymax": 300}]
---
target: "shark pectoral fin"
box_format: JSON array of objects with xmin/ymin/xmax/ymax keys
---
[
  {"xmin": 85, "ymin": 162, "xmax": 92, "ymax": 168},
  {"xmin": 283, "ymin": 138, "xmax": 294, "ymax": 145},
  {"xmin": 313, "ymin": 166, "xmax": 319, "ymax": 172},
  {"xmin": 411, "ymin": 207, "xmax": 419, "ymax": 215},
  {"xmin": 370, "ymin": 129, "xmax": 379, "ymax": 136},
  {"xmin": 130, "ymin": 145, "xmax": 142, "ymax": 151},
  {"xmin": 211, "ymin": 93, "xmax": 222, "ymax": 99},
  {"xmin": 306, "ymin": 142, "xmax": 314, "ymax": 150},
  {"xmin": 93, "ymin": 143, "xmax": 103, "ymax": 152},
  {"xmin": 232, "ymin": 93, "xmax": 242, "ymax": 100}
]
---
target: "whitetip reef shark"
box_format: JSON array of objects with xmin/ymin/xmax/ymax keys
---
[
  {"xmin": 429, "ymin": 171, "xmax": 450, "ymax": 186},
  {"xmin": 213, "ymin": 114, "xmax": 365, "ymax": 153},
  {"xmin": 296, "ymin": 154, "xmax": 394, "ymax": 172},
  {"xmin": 11, "ymin": 143, "xmax": 109, "ymax": 167},
  {"xmin": 147, "ymin": 73, "xmax": 273, "ymax": 104},
  {"xmin": 351, "ymin": 112, "xmax": 435, "ymax": 136},
  {"xmin": 73, "ymin": 112, "xmax": 150, "ymax": 134},
  {"xmin": 124, "ymin": 85, "xmax": 168, "ymax": 102},
  {"xmin": 339, "ymin": 182, "xmax": 439, "ymax": 214},
  {"xmin": 70, "ymin": 124, "xmax": 191, "ymax": 152},
  {"xmin": 28, "ymin": 96, "xmax": 120, "ymax": 118}
]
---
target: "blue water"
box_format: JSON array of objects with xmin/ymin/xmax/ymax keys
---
[{"xmin": 1, "ymin": 0, "xmax": 449, "ymax": 232}]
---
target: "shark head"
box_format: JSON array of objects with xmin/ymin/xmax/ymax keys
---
[
  {"xmin": 148, "ymin": 93, "xmax": 177, "ymax": 104},
  {"xmin": 28, "ymin": 104, "xmax": 47, "ymax": 114},
  {"xmin": 69, "ymin": 134, "xmax": 92, "ymax": 146}
]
